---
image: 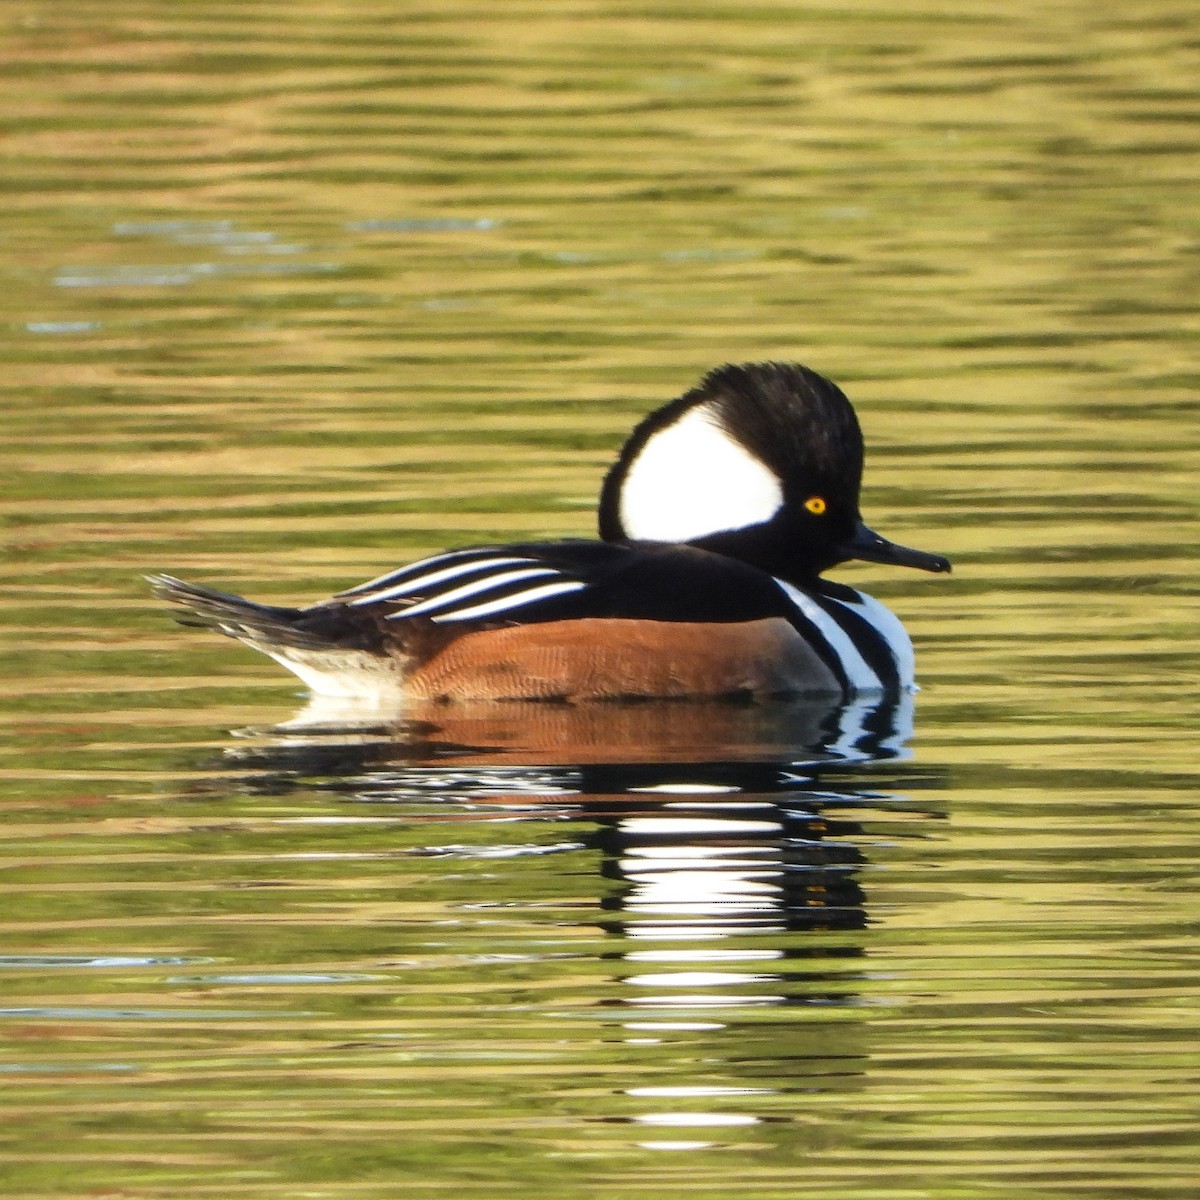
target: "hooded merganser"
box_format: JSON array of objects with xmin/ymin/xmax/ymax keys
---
[{"xmin": 149, "ymin": 362, "xmax": 950, "ymax": 703}]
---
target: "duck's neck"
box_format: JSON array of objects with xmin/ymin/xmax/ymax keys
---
[{"xmin": 687, "ymin": 526, "xmax": 837, "ymax": 591}]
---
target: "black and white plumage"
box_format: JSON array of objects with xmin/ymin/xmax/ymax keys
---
[
  {"xmin": 150, "ymin": 362, "xmax": 949, "ymax": 704},
  {"xmin": 336, "ymin": 547, "xmax": 589, "ymax": 623}
]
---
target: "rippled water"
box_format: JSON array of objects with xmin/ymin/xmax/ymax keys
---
[{"xmin": 1, "ymin": 2, "xmax": 1198, "ymax": 1197}]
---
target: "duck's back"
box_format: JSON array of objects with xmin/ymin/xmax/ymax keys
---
[{"xmin": 151, "ymin": 540, "xmax": 913, "ymax": 703}]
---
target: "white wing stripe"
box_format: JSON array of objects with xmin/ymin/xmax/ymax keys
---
[
  {"xmin": 388, "ymin": 567, "xmax": 562, "ymax": 619},
  {"xmin": 346, "ymin": 556, "xmax": 537, "ymax": 605},
  {"xmin": 774, "ymin": 580, "xmax": 881, "ymax": 693},
  {"xmin": 339, "ymin": 548, "xmax": 493, "ymax": 597},
  {"xmin": 430, "ymin": 580, "xmax": 588, "ymax": 623}
]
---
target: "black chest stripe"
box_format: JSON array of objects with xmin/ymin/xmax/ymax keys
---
[{"xmin": 779, "ymin": 607, "xmax": 852, "ymax": 695}]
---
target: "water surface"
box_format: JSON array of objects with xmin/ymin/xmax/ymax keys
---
[{"xmin": 1, "ymin": 2, "xmax": 1197, "ymax": 1197}]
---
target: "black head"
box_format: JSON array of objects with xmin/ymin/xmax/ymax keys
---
[{"xmin": 599, "ymin": 362, "xmax": 950, "ymax": 583}]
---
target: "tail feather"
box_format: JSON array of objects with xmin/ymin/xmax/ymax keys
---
[{"xmin": 146, "ymin": 573, "xmax": 335, "ymax": 651}]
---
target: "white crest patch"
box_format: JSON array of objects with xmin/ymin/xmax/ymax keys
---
[{"xmin": 618, "ymin": 404, "xmax": 783, "ymax": 543}]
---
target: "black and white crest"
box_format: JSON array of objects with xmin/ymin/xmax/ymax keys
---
[{"xmin": 599, "ymin": 362, "xmax": 864, "ymax": 546}]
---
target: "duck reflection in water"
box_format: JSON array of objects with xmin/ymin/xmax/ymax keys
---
[
  {"xmin": 216, "ymin": 690, "xmax": 945, "ymax": 1111},
  {"xmin": 227, "ymin": 687, "xmax": 941, "ymax": 949}
]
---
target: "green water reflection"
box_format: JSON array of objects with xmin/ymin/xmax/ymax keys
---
[{"xmin": 0, "ymin": 1, "xmax": 1197, "ymax": 1197}]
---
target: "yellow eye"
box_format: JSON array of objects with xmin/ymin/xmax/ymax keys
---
[{"xmin": 804, "ymin": 496, "xmax": 827, "ymax": 515}]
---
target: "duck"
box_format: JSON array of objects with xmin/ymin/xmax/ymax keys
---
[{"xmin": 149, "ymin": 362, "xmax": 950, "ymax": 704}]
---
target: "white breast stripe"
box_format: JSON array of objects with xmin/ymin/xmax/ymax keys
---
[
  {"xmin": 430, "ymin": 580, "xmax": 588, "ymax": 623},
  {"xmin": 338, "ymin": 548, "xmax": 492, "ymax": 597},
  {"xmin": 387, "ymin": 567, "xmax": 562, "ymax": 619},
  {"xmin": 829, "ymin": 591, "xmax": 915, "ymax": 690},
  {"xmin": 775, "ymin": 580, "xmax": 881, "ymax": 693},
  {"xmin": 826, "ymin": 691, "xmax": 915, "ymax": 760},
  {"xmin": 346, "ymin": 556, "xmax": 537, "ymax": 606}
]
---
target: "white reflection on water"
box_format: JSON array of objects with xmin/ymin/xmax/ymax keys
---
[{"xmin": 624, "ymin": 972, "xmax": 777, "ymax": 988}]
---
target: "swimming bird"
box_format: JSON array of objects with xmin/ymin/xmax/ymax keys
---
[{"xmin": 149, "ymin": 362, "xmax": 949, "ymax": 703}]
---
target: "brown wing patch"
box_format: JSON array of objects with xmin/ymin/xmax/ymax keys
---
[{"xmin": 405, "ymin": 618, "xmax": 840, "ymax": 703}]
